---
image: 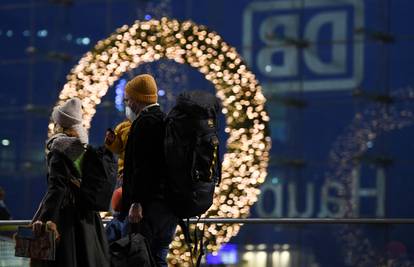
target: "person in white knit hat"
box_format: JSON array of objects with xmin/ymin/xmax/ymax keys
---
[
  {"xmin": 31, "ymin": 97, "xmax": 111, "ymax": 267},
  {"xmin": 50, "ymin": 97, "xmax": 88, "ymax": 145}
]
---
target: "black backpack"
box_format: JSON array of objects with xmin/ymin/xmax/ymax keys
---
[
  {"xmin": 79, "ymin": 146, "xmax": 117, "ymax": 211},
  {"xmin": 164, "ymin": 91, "xmax": 222, "ymax": 219}
]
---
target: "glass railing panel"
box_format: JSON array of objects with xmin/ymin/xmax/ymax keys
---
[{"xmin": 1, "ymin": 219, "xmax": 413, "ymax": 267}]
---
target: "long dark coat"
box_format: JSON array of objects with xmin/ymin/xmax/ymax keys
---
[
  {"xmin": 122, "ymin": 105, "xmax": 168, "ymax": 212},
  {"xmin": 32, "ymin": 135, "xmax": 110, "ymax": 267}
]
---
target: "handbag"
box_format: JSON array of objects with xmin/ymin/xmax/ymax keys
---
[
  {"xmin": 14, "ymin": 225, "xmax": 56, "ymax": 260},
  {"xmin": 109, "ymin": 223, "xmax": 156, "ymax": 267},
  {"xmin": 14, "ymin": 172, "xmax": 59, "ymax": 261}
]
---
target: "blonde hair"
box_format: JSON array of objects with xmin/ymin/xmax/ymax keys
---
[{"xmin": 52, "ymin": 124, "xmax": 79, "ymax": 138}]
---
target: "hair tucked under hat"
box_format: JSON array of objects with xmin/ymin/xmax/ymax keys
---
[
  {"xmin": 125, "ymin": 74, "xmax": 158, "ymax": 104},
  {"xmin": 52, "ymin": 98, "xmax": 83, "ymax": 128}
]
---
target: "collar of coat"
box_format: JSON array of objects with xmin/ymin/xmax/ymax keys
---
[
  {"xmin": 46, "ymin": 133, "xmax": 86, "ymax": 161},
  {"xmin": 142, "ymin": 103, "xmax": 160, "ymax": 113}
]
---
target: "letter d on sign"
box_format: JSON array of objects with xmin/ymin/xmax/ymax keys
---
[{"xmin": 304, "ymin": 11, "xmax": 347, "ymax": 75}]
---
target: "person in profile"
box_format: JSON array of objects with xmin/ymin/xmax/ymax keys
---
[
  {"xmin": 122, "ymin": 74, "xmax": 177, "ymax": 267},
  {"xmin": 31, "ymin": 98, "xmax": 110, "ymax": 267},
  {"xmin": 0, "ymin": 187, "xmax": 11, "ymax": 220}
]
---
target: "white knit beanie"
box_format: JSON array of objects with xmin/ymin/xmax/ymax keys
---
[{"xmin": 52, "ymin": 98, "xmax": 83, "ymax": 128}]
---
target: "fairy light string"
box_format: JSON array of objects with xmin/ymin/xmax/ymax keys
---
[{"xmin": 327, "ymin": 88, "xmax": 414, "ymax": 266}]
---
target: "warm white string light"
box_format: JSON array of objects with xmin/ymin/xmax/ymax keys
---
[{"xmin": 49, "ymin": 17, "xmax": 271, "ymax": 266}]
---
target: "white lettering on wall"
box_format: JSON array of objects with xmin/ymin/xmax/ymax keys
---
[
  {"xmin": 243, "ymin": 0, "xmax": 364, "ymax": 92},
  {"xmin": 255, "ymin": 168, "xmax": 386, "ymax": 218}
]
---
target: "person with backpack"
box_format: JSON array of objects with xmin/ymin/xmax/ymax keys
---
[
  {"xmin": 31, "ymin": 97, "xmax": 114, "ymax": 267},
  {"xmin": 121, "ymin": 74, "xmax": 177, "ymax": 267}
]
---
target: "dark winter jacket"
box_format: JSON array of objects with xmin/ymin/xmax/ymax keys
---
[
  {"xmin": 122, "ymin": 105, "xmax": 168, "ymax": 213},
  {"xmin": 32, "ymin": 135, "xmax": 110, "ymax": 267}
]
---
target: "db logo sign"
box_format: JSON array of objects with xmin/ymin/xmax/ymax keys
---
[{"xmin": 243, "ymin": 0, "xmax": 364, "ymax": 92}]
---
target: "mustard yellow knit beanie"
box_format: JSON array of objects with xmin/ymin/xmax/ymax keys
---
[{"xmin": 125, "ymin": 74, "xmax": 158, "ymax": 104}]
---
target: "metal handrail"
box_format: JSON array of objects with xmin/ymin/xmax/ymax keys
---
[{"xmin": 1, "ymin": 218, "xmax": 414, "ymax": 226}]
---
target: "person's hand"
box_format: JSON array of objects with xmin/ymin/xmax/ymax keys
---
[
  {"xmin": 105, "ymin": 129, "xmax": 115, "ymax": 145},
  {"xmin": 32, "ymin": 220, "xmax": 43, "ymax": 236},
  {"xmin": 46, "ymin": 221, "xmax": 60, "ymax": 241},
  {"xmin": 128, "ymin": 202, "xmax": 143, "ymax": 223}
]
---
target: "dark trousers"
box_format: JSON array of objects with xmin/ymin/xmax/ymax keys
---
[{"xmin": 139, "ymin": 201, "xmax": 177, "ymax": 267}]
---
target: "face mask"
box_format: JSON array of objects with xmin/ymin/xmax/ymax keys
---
[
  {"xmin": 72, "ymin": 124, "xmax": 89, "ymax": 144},
  {"xmin": 125, "ymin": 106, "xmax": 137, "ymax": 121}
]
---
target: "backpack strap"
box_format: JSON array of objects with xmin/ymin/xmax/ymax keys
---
[
  {"xmin": 195, "ymin": 223, "xmax": 206, "ymax": 267},
  {"xmin": 62, "ymin": 158, "xmax": 82, "ymax": 188},
  {"xmin": 178, "ymin": 219, "xmax": 193, "ymax": 245},
  {"xmin": 178, "ymin": 218, "xmax": 196, "ymax": 267},
  {"xmin": 216, "ymin": 144, "xmax": 222, "ymax": 185},
  {"xmin": 179, "ymin": 217, "xmax": 208, "ymax": 267},
  {"xmin": 193, "ymin": 217, "xmax": 201, "ymax": 254}
]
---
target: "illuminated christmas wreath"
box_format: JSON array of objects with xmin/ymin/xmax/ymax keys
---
[{"xmin": 49, "ymin": 17, "xmax": 271, "ymax": 265}]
